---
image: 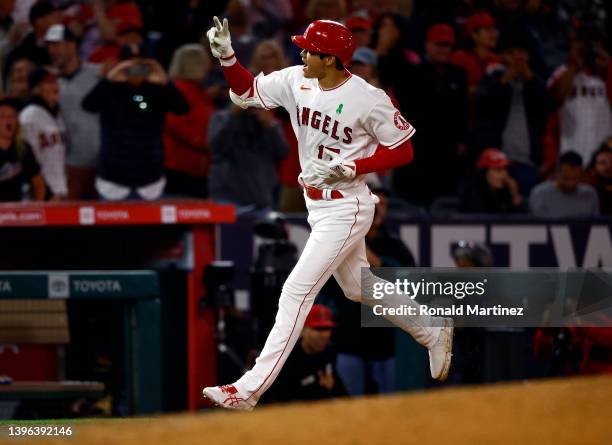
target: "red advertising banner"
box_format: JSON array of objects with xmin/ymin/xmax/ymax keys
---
[{"xmin": 0, "ymin": 201, "xmax": 235, "ymax": 227}]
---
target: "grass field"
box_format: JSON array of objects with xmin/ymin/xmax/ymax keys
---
[{"xmin": 1, "ymin": 374, "xmax": 611, "ymax": 444}]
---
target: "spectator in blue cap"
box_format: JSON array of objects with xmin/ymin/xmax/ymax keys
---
[{"xmin": 350, "ymin": 46, "xmax": 380, "ymax": 87}]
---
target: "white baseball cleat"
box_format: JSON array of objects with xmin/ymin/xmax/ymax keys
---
[
  {"xmin": 202, "ymin": 384, "xmax": 255, "ymax": 411},
  {"xmin": 428, "ymin": 318, "xmax": 454, "ymax": 381}
]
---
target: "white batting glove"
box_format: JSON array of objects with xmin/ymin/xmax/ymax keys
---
[
  {"xmin": 206, "ymin": 16, "xmax": 234, "ymax": 60},
  {"xmin": 312, "ymin": 148, "xmax": 357, "ymax": 183}
]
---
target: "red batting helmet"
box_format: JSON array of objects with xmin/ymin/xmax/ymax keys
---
[{"xmin": 291, "ymin": 20, "xmax": 356, "ymax": 66}]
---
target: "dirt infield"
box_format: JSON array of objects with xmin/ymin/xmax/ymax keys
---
[{"xmin": 7, "ymin": 374, "xmax": 612, "ymax": 445}]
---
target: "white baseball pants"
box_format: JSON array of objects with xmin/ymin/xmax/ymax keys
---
[{"xmin": 234, "ymin": 184, "xmax": 440, "ymax": 404}]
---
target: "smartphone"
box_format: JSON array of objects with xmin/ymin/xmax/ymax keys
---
[{"xmin": 127, "ymin": 63, "xmax": 151, "ymax": 78}]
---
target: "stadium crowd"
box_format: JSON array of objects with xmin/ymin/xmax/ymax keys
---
[{"xmin": 0, "ymin": 0, "xmax": 610, "ymax": 216}]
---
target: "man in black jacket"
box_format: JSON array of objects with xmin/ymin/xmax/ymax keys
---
[
  {"xmin": 83, "ymin": 47, "xmax": 189, "ymax": 200},
  {"xmin": 474, "ymin": 32, "xmax": 550, "ymax": 196},
  {"xmin": 391, "ymin": 23, "xmax": 469, "ymax": 207}
]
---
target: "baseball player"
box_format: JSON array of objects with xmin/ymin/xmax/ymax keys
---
[{"xmin": 203, "ymin": 17, "xmax": 454, "ymax": 411}]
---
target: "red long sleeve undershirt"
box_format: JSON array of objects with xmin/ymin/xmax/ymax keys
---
[
  {"xmin": 221, "ymin": 59, "xmax": 415, "ymax": 174},
  {"xmin": 221, "ymin": 59, "xmax": 254, "ymax": 96},
  {"xmin": 354, "ymin": 140, "xmax": 414, "ymax": 175}
]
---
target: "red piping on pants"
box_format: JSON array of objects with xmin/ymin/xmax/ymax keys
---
[{"xmin": 246, "ymin": 196, "xmax": 361, "ymax": 401}]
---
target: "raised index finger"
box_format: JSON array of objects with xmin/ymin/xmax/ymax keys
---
[{"xmin": 222, "ymin": 18, "xmax": 229, "ymax": 33}]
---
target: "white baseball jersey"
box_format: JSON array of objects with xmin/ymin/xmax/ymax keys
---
[
  {"xmin": 549, "ymin": 66, "xmax": 612, "ymax": 163},
  {"xmin": 19, "ymin": 103, "xmax": 68, "ymax": 196},
  {"xmin": 253, "ymin": 66, "xmax": 415, "ymax": 189}
]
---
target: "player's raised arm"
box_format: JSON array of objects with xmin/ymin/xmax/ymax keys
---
[{"xmin": 206, "ymin": 16, "xmax": 259, "ymax": 109}]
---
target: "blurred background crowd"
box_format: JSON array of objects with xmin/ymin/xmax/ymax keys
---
[{"xmin": 0, "ymin": 0, "xmax": 610, "ymax": 217}]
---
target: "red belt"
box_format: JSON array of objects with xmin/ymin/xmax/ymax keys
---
[{"xmin": 304, "ymin": 184, "xmax": 344, "ymax": 200}]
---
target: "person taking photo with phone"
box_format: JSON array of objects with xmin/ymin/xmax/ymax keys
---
[{"xmin": 82, "ymin": 43, "xmax": 189, "ymax": 200}]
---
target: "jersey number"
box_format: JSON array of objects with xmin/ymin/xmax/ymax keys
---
[{"xmin": 317, "ymin": 145, "xmax": 340, "ymax": 159}]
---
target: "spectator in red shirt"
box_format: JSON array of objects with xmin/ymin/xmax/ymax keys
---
[
  {"xmin": 163, "ymin": 44, "xmax": 215, "ymax": 198},
  {"xmin": 69, "ymin": 0, "xmax": 141, "ymax": 61},
  {"xmin": 451, "ymin": 11, "xmax": 500, "ymax": 95},
  {"xmin": 88, "ymin": 25, "xmax": 143, "ymax": 67},
  {"xmin": 88, "ymin": 1, "xmax": 144, "ymax": 66},
  {"xmin": 93, "ymin": 0, "xmax": 143, "ymax": 45}
]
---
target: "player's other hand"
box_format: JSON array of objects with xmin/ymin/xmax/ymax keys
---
[
  {"xmin": 206, "ymin": 16, "xmax": 234, "ymax": 60},
  {"xmin": 312, "ymin": 148, "xmax": 356, "ymax": 183}
]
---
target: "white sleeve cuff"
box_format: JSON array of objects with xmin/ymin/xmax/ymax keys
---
[{"xmin": 220, "ymin": 55, "xmax": 237, "ymax": 67}]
